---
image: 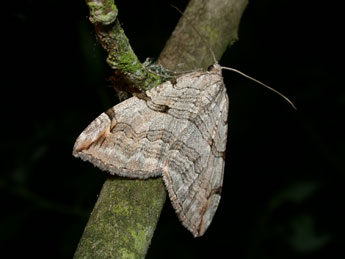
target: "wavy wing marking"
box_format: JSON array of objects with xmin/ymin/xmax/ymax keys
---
[{"xmin": 72, "ymin": 69, "xmax": 229, "ymax": 236}]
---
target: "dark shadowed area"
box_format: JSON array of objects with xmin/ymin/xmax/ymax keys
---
[{"xmin": 2, "ymin": 0, "xmax": 344, "ymax": 258}]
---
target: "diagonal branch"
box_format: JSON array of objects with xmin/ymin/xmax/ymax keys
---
[
  {"xmin": 158, "ymin": 0, "xmax": 248, "ymax": 72},
  {"xmin": 74, "ymin": 0, "xmax": 248, "ymax": 258}
]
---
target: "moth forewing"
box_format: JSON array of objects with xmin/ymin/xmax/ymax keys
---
[{"xmin": 73, "ymin": 66, "xmax": 229, "ymax": 236}]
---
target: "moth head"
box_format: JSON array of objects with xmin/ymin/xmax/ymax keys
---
[{"xmin": 207, "ymin": 63, "xmax": 222, "ymax": 74}]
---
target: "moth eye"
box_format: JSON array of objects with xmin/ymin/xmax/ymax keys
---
[{"xmin": 207, "ymin": 65, "xmax": 214, "ymax": 71}]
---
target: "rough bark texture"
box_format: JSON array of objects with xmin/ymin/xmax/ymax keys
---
[
  {"xmin": 74, "ymin": 0, "xmax": 248, "ymax": 258},
  {"xmin": 74, "ymin": 177, "xmax": 166, "ymax": 258}
]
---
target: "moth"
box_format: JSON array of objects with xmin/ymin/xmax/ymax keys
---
[
  {"xmin": 73, "ymin": 63, "xmax": 228, "ymax": 237},
  {"xmin": 73, "ymin": 8, "xmax": 295, "ymax": 237}
]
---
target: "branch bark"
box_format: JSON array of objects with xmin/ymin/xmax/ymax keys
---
[
  {"xmin": 85, "ymin": 0, "xmax": 162, "ymax": 92},
  {"xmin": 74, "ymin": 0, "xmax": 248, "ymax": 258},
  {"xmin": 158, "ymin": 0, "xmax": 248, "ymax": 71}
]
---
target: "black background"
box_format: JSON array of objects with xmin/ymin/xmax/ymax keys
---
[{"xmin": 3, "ymin": 0, "xmax": 344, "ymax": 258}]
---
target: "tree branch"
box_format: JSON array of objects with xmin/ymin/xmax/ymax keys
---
[
  {"xmin": 158, "ymin": 0, "xmax": 248, "ymax": 72},
  {"xmin": 74, "ymin": 177, "xmax": 166, "ymax": 258},
  {"xmin": 74, "ymin": 0, "xmax": 248, "ymax": 258},
  {"xmin": 85, "ymin": 0, "xmax": 162, "ymax": 92}
]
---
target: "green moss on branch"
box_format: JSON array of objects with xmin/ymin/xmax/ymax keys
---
[
  {"xmin": 86, "ymin": 0, "xmax": 162, "ymax": 91},
  {"xmin": 74, "ymin": 177, "xmax": 166, "ymax": 258},
  {"xmin": 86, "ymin": 0, "xmax": 118, "ymax": 25}
]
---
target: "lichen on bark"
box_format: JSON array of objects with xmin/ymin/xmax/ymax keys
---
[
  {"xmin": 85, "ymin": 0, "xmax": 162, "ymax": 92},
  {"xmin": 86, "ymin": 0, "xmax": 118, "ymax": 25},
  {"xmin": 74, "ymin": 177, "xmax": 166, "ymax": 259}
]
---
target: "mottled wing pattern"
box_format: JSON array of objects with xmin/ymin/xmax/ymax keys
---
[
  {"xmin": 148, "ymin": 70, "xmax": 228, "ymax": 236},
  {"xmin": 73, "ymin": 68, "xmax": 228, "ymax": 237}
]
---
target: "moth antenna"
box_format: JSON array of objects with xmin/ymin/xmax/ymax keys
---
[
  {"xmin": 171, "ymin": 5, "xmax": 218, "ymax": 64},
  {"xmin": 221, "ymin": 66, "xmax": 297, "ymax": 110},
  {"xmin": 171, "ymin": 5, "xmax": 296, "ymax": 110}
]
